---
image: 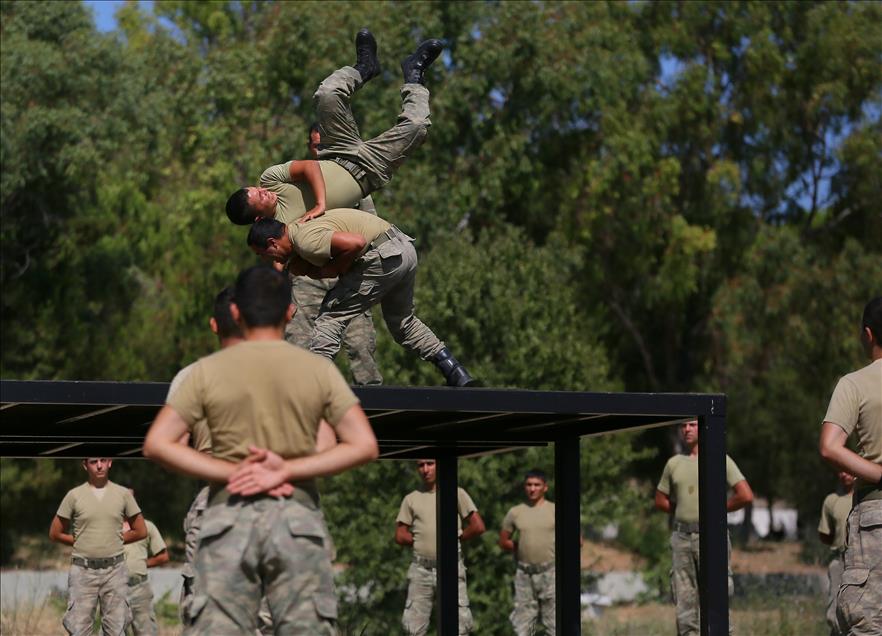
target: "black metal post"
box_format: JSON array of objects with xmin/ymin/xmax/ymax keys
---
[
  {"xmin": 436, "ymin": 449, "xmax": 459, "ymax": 636},
  {"xmin": 555, "ymin": 436, "xmax": 581, "ymax": 634},
  {"xmin": 698, "ymin": 413, "xmax": 729, "ymax": 636}
]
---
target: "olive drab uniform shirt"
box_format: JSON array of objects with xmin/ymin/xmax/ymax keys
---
[
  {"xmin": 397, "ymin": 488, "xmax": 478, "ymax": 560},
  {"xmin": 657, "ymin": 454, "xmax": 746, "ymax": 523},
  {"xmin": 287, "ymin": 208, "xmax": 392, "ymax": 267},
  {"xmin": 56, "ymin": 482, "xmax": 141, "ymax": 559},
  {"xmin": 260, "ymin": 161, "xmax": 364, "ymax": 226},
  {"xmin": 124, "ymin": 519, "xmax": 167, "ymax": 577},
  {"xmin": 168, "ymin": 362, "xmax": 211, "ymax": 453},
  {"xmin": 502, "ymin": 501, "xmax": 556, "ymax": 564},
  {"xmin": 824, "ymin": 359, "xmax": 882, "ymax": 497},
  {"xmin": 819, "ymin": 492, "xmax": 853, "ymax": 551}
]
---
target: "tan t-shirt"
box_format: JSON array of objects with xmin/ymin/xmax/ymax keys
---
[
  {"xmin": 168, "ymin": 362, "xmax": 211, "ymax": 453},
  {"xmin": 56, "ymin": 481, "xmax": 141, "ymax": 559},
  {"xmin": 824, "ymin": 359, "xmax": 882, "ymax": 492},
  {"xmin": 288, "ymin": 208, "xmax": 392, "ymax": 267},
  {"xmin": 123, "ymin": 519, "xmax": 167, "ymax": 576},
  {"xmin": 260, "ymin": 160, "xmax": 363, "ymax": 225},
  {"xmin": 167, "ymin": 340, "xmax": 359, "ymax": 496},
  {"xmin": 396, "ymin": 487, "xmax": 478, "ymax": 559},
  {"xmin": 818, "ymin": 491, "xmax": 852, "ymax": 551},
  {"xmin": 656, "ymin": 454, "xmax": 746, "ymax": 524},
  {"xmin": 502, "ymin": 500, "xmax": 555, "ymax": 564}
]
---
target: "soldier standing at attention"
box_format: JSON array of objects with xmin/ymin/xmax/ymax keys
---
[
  {"xmin": 499, "ymin": 469, "xmax": 557, "ymax": 636},
  {"xmin": 654, "ymin": 419, "xmax": 754, "ymax": 636},
  {"xmin": 818, "ymin": 471, "xmax": 855, "ymax": 636},
  {"xmin": 819, "ymin": 296, "xmax": 882, "ymax": 636},
  {"xmin": 49, "ymin": 458, "xmax": 148, "ymax": 636},
  {"xmin": 144, "ymin": 265, "xmax": 378, "ymax": 634},
  {"xmin": 396, "ymin": 459, "xmax": 485, "ymax": 636},
  {"xmin": 122, "ymin": 504, "xmax": 169, "ymax": 636}
]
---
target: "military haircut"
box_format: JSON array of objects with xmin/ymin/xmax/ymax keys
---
[
  {"xmin": 213, "ymin": 286, "xmax": 243, "ymax": 340},
  {"xmin": 233, "ymin": 265, "xmax": 290, "ymax": 328},
  {"xmin": 525, "ymin": 468, "xmax": 547, "ymax": 483},
  {"xmin": 246, "ymin": 218, "xmax": 287, "ymax": 249},
  {"xmin": 226, "ymin": 188, "xmax": 253, "ymax": 225},
  {"xmin": 308, "ymin": 122, "xmax": 322, "ymax": 137},
  {"xmin": 863, "ymin": 296, "xmax": 882, "ymax": 344}
]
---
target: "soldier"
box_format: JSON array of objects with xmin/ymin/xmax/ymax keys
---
[
  {"xmin": 49, "ymin": 458, "xmax": 148, "ymax": 636},
  {"xmin": 122, "ymin": 504, "xmax": 169, "ymax": 636},
  {"xmin": 818, "ymin": 471, "xmax": 855, "ymax": 636},
  {"xmin": 819, "ymin": 296, "xmax": 882, "ymax": 636},
  {"xmin": 225, "ymin": 29, "xmax": 443, "ymax": 226},
  {"xmin": 499, "ymin": 469, "xmax": 556, "ymax": 636},
  {"xmin": 247, "ymin": 210, "xmax": 478, "ymax": 387},
  {"xmin": 285, "ymin": 123, "xmax": 382, "ymax": 385},
  {"xmin": 395, "ymin": 458, "xmax": 485, "ymax": 636},
  {"xmin": 654, "ymin": 419, "xmax": 754, "ymax": 636},
  {"xmin": 144, "ymin": 265, "xmax": 378, "ymax": 634}
]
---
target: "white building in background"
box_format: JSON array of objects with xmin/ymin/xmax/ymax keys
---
[{"xmin": 727, "ymin": 497, "xmax": 798, "ymax": 540}]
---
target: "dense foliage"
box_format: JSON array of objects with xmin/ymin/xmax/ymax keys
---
[{"xmin": 2, "ymin": 1, "xmax": 880, "ymax": 631}]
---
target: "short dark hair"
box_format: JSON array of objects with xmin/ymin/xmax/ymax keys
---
[
  {"xmin": 212, "ymin": 286, "xmax": 243, "ymax": 339},
  {"xmin": 233, "ymin": 266, "xmax": 291, "ymax": 328},
  {"xmin": 308, "ymin": 122, "xmax": 322, "ymax": 137},
  {"xmin": 863, "ymin": 296, "xmax": 882, "ymax": 346},
  {"xmin": 525, "ymin": 468, "xmax": 547, "ymax": 483},
  {"xmin": 246, "ymin": 218, "xmax": 287, "ymax": 249},
  {"xmin": 226, "ymin": 188, "xmax": 253, "ymax": 225}
]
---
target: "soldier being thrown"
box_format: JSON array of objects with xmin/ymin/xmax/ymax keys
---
[
  {"xmin": 226, "ymin": 29, "xmax": 443, "ymax": 226},
  {"xmin": 144, "ymin": 265, "xmax": 379, "ymax": 634},
  {"xmin": 247, "ymin": 210, "xmax": 478, "ymax": 387}
]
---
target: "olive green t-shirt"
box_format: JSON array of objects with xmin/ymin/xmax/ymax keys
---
[
  {"xmin": 56, "ymin": 481, "xmax": 141, "ymax": 559},
  {"xmin": 167, "ymin": 362, "xmax": 211, "ymax": 454},
  {"xmin": 502, "ymin": 500, "xmax": 555, "ymax": 565},
  {"xmin": 260, "ymin": 160, "xmax": 364, "ymax": 225},
  {"xmin": 656, "ymin": 454, "xmax": 746, "ymax": 524},
  {"xmin": 823, "ymin": 359, "xmax": 882, "ymax": 492},
  {"xmin": 396, "ymin": 487, "xmax": 478, "ymax": 559},
  {"xmin": 167, "ymin": 340, "xmax": 359, "ymax": 497},
  {"xmin": 124, "ymin": 519, "xmax": 167, "ymax": 576},
  {"xmin": 818, "ymin": 491, "xmax": 852, "ymax": 551},
  {"xmin": 288, "ymin": 208, "xmax": 392, "ymax": 267}
]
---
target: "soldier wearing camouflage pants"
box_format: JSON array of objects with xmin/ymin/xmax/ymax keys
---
[
  {"xmin": 655, "ymin": 420, "xmax": 754, "ymax": 636},
  {"xmin": 500, "ymin": 469, "xmax": 557, "ymax": 635},
  {"xmin": 123, "ymin": 514, "xmax": 169, "ymax": 636},
  {"xmin": 819, "ymin": 297, "xmax": 882, "ymax": 636},
  {"xmin": 818, "ymin": 471, "xmax": 854, "ymax": 636},
  {"xmin": 396, "ymin": 459, "xmax": 485, "ymax": 635},
  {"xmin": 49, "ymin": 458, "xmax": 147, "ymax": 636}
]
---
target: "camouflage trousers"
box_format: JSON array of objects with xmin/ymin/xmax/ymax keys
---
[
  {"xmin": 510, "ymin": 563, "xmax": 555, "ymax": 635},
  {"xmin": 126, "ymin": 579, "xmax": 156, "ymax": 636},
  {"xmin": 826, "ymin": 552, "xmax": 845, "ymax": 636},
  {"xmin": 63, "ymin": 560, "xmax": 131, "ymax": 636},
  {"xmin": 183, "ymin": 495, "xmax": 337, "ymax": 635},
  {"xmin": 311, "ymin": 232, "xmax": 445, "ymax": 364},
  {"xmin": 315, "ymin": 66, "xmax": 430, "ymax": 190},
  {"xmin": 836, "ymin": 498, "xmax": 882, "ymax": 636},
  {"xmin": 670, "ymin": 530, "xmax": 734, "ymax": 636},
  {"xmin": 402, "ymin": 557, "xmax": 473, "ymax": 636},
  {"xmin": 286, "ymin": 274, "xmax": 382, "ymax": 385},
  {"xmin": 179, "ymin": 486, "xmax": 209, "ymax": 623}
]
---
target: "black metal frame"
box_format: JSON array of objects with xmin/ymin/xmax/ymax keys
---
[{"xmin": 0, "ymin": 380, "xmax": 728, "ymax": 635}]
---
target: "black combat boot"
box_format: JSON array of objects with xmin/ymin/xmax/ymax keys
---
[
  {"xmin": 432, "ymin": 347, "xmax": 479, "ymax": 387},
  {"xmin": 401, "ymin": 38, "xmax": 444, "ymax": 85},
  {"xmin": 353, "ymin": 28, "xmax": 380, "ymax": 83}
]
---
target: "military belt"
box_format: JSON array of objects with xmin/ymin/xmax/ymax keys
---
[
  {"xmin": 516, "ymin": 560, "xmax": 555, "ymax": 574},
  {"xmin": 368, "ymin": 226, "xmax": 403, "ymax": 252},
  {"xmin": 331, "ymin": 157, "xmax": 374, "ymax": 198},
  {"xmin": 127, "ymin": 573, "xmax": 149, "ymax": 587},
  {"xmin": 72, "ymin": 553, "xmax": 125, "ymax": 569},
  {"xmin": 674, "ymin": 521, "xmax": 701, "ymax": 534},
  {"xmin": 854, "ymin": 486, "xmax": 882, "ymax": 506},
  {"xmin": 413, "ymin": 555, "xmax": 438, "ymax": 569}
]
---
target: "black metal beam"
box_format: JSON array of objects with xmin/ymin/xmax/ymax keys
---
[
  {"xmin": 698, "ymin": 412, "xmax": 728, "ymax": 636},
  {"xmin": 555, "ymin": 436, "xmax": 581, "ymax": 635},
  {"xmin": 436, "ymin": 448, "xmax": 459, "ymax": 636}
]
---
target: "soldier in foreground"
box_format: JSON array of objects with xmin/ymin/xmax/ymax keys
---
[
  {"xmin": 49, "ymin": 458, "xmax": 147, "ymax": 636},
  {"xmin": 499, "ymin": 469, "xmax": 557, "ymax": 635},
  {"xmin": 122, "ymin": 503, "xmax": 169, "ymax": 636},
  {"xmin": 818, "ymin": 471, "xmax": 855, "ymax": 636},
  {"xmin": 144, "ymin": 266, "xmax": 378, "ymax": 634},
  {"xmin": 819, "ymin": 296, "xmax": 882, "ymax": 636},
  {"xmin": 654, "ymin": 419, "xmax": 754, "ymax": 636}
]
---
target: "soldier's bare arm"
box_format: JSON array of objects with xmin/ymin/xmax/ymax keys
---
[
  {"xmin": 460, "ymin": 511, "xmax": 485, "ymax": 542},
  {"xmin": 498, "ymin": 529, "xmax": 516, "ymax": 552},
  {"xmin": 49, "ymin": 515, "xmax": 74, "ymax": 546},
  {"xmin": 316, "ymin": 420, "xmax": 338, "ymax": 453},
  {"xmin": 124, "ymin": 513, "xmax": 148, "ymax": 543},
  {"xmin": 726, "ymin": 480, "xmax": 754, "ymax": 512},
  {"xmin": 146, "ymin": 549, "xmax": 169, "ymax": 567},
  {"xmin": 654, "ymin": 489, "xmax": 673, "ymax": 513},
  {"xmin": 395, "ymin": 522, "xmax": 414, "ymax": 546},
  {"xmin": 820, "ymin": 421, "xmax": 882, "ymax": 484},
  {"xmin": 288, "ymin": 160, "xmax": 327, "ymax": 222}
]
